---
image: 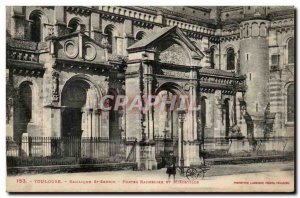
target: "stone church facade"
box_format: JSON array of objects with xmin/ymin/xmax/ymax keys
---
[{"xmin": 6, "ymin": 6, "xmax": 295, "ymax": 169}]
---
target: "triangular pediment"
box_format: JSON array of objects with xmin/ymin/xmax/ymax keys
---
[
  {"xmin": 48, "ymin": 32, "xmax": 107, "ymax": 63},
  {"xmin": 127, "ymin": 26, "xmax": 204, "ymax": 65}
]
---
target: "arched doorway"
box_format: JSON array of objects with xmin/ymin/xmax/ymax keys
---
[
  {"xmin": 61, "ymin": 78, "xmax": 99, "ymax": 157},
  {"xmin": 61, "ymin": 81, "xmax": 88, "ymax": 137},
  {"xmin": 14, "ymin": 82, "xmax": 33, "ymax": 141},
  {"xmin": 154, "ymin": 83, "xmax": 187, "ymax": 168}
]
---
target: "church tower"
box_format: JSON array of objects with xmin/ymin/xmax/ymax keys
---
[{"xmin": 239, "ymin": 6, "xmax": 270, "ymax": 138}]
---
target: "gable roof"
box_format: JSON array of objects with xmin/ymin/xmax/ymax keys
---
[
  {"xmin": 127, "ymin": 26, "xmax": 204, "ymax": 60},
  {"xmin": 46, "ymin": 31, "xmax": 106, "ymax": 49},
  {"xmin": 127, "ymin": 26, "xmax": 174, "ymax": 50}
]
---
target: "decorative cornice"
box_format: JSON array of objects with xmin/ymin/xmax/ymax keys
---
[
  {"xmin": 183, "ymin": 30, "xmax": 205, "ymax": 39},
  {"xmin": 7, "ymin": 60, "xmax": 45, "ymax": 77},
  {"xmin": 7, "ymin": 49, "xmax": 39, "ymax": 63},
  {"xmin": 54, "ymin": 58, "xmax": 112, "ymax": 74},
  {"xmin": 101, "ymin": 13, "xmax": 125, "ymax": 23},
  {"xmin": 276, "ymin": 26, "xmax": 294, "ymax": 33},
  {"xmin": 209, "ymin": 36, "xmax": 220, "ymax": 43},
  {"xmin": 219, "ymin": 34, "xmax": 240, "ymax": 42},
  {"xmin": 65, "ymin": 6, "xmax": 92, "ymax": 16},
  {"xmin": 132, "ymin": 20, "xmax": 155, "ymax": 29}
]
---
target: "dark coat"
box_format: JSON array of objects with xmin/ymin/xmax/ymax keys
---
[{"xmin": 166, "ymin": 155, "xmax": 177, "ymax": 175}]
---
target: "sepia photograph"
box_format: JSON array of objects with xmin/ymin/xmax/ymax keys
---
[{"xmin": 5, "ymin": 5, "xmax": 295, "ymax": 193}]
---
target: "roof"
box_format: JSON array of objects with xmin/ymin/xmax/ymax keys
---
[
  {"xmin": 127, "ymin": 26, "xmax": 204, "ymax": 60},
  {"xmin": 6, "ymin": 38, "xmax": 48, "ymax": 51},
  {"xmin": 127, "ymin": 26, "xmax": 174, "ymax": 50}
]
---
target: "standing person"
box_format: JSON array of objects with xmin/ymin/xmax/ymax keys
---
[{"xmin": 166, "ymin": 151, "xmax": 177, "ymax": 182}]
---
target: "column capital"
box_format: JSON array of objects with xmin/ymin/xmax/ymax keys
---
[{"xmin": 94, "ymin": 109, "xmax": 102, "ymax": 114}]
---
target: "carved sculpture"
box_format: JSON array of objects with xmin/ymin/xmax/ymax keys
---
[{"xmin": 52, "ymin": 71, "xmax": 59, "ymax": 102}]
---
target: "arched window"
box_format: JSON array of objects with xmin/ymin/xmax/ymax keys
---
[
  {"xmin": 287, "ymin": 84, "xmax": 294, "ymax": 122},
  {"xmin": 244, "ymin": 23, "xmax": 249, "ymax": 38},
  {"xmin": 68, "ymin": 18, "xmax": 81, "ymax": 33},
  {"xmin": 260, "ymin": 23, "xmax": 267, "ymax": 37},
  {"xmin": 226, "ymin": 48, "xmax": 235, "ymax": 70},
  {"xmin": 288, "ymin": 38, "xmax": 294, "ymax": 64},
  {"xmin": 136, "ymin": 31, "xmax": 146, "ymax": 41},
  {"xmin": 210, "ymin": 47, "xmax": 215, "ymax": 69},
  {"xmin": 19, "ymin": 83, "xmax": 32, "ymax": 122},
  {"xmin": 243, "ymin": 26, "xmax": 246, "ymax": 38},
  {"xmin": 29, "ymin": 12, "xmax": 42, "ymax": 42},
  {"xmin": 104, "ymin": 25, "xmax": 115, "ymax": 54},
  {"xmin": 251, "ymin": 22, "xmax": 259, "ymax": 37}
]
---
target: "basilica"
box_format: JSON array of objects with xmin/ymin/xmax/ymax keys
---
[{"xmin": 6, "ymin": 6, "xmax": 295, "ymax": 170}]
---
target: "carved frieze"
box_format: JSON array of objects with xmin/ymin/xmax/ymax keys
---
[
  {"xmin": 161, "ymin": 69, "xmax": 189, "ymax": 79},
  {"xmin": 7, "ymin": 50, "xmax": 38, "ymax": 62},
  {"xmin": 133, "ymin": 20, "xmax": 155, "ymax": 29},
  {"xmin": 65, "ymin": 6, "xmax": 91, "ymax": 16},
  {"xmin": 101, "ymin": 13, "xmax": 125, "ymax": 23}
]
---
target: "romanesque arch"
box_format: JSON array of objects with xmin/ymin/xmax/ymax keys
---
[
  {"xmin": 14, "ymin": 81, "xmax": 33, "ymax": 141},
  {"xmin": 28, "ymin": 10, "xmax": 49, "ymax": 42},
  {"xmin": 68, "ymin": 17, "xmax": 83, "ymax": 33},
  {"xmin": 135, "ymin": 31, "xmax": 146, "ymax": 41},
  {"xmin": 104, "ymin": 24, "xmax": 117, "ymax": 53},
  {"xmin": 60, "ymin": 75, "xmax": 103, "ymax": 157},
  {"xmin": 285, "ymin": 82, "xmax": 294, "ymax": 124}
]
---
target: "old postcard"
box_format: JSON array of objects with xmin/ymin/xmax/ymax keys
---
[{"xmin": 6, "ymin": 6, "xmax": 295, "ymax": 192}]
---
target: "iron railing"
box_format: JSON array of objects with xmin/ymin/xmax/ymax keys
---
[{"xmin": 6, "ymin": 136, "xmax": 137, "ymax": 167}]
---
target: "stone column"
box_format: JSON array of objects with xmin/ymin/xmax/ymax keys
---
[
  {"xmin": 90, "ymin": 11, "xmax": 102, "ymax": 44},
  {"xmin": 143, "ymin": 62, "xmax": 154, "ymax": 140},
  {"xmin": 185, "ymin": 69, "xmax": 201, "ymax": 166},
  {"xmin": 11, "ymin": 6, "xmax": 25, "ymax": 39},
  {"xmin": 236, "ymin": 92, "xmax": 247, "ymax": 137},
  {"xmin": 214, "ymin": 90, "xmax": 224, "ymax": 139},
  {"xmin": 81, "ymin": 108, "xmax": 90, "ymax": 138},
  {"xmin": 95, "ymin": 109, "xmax": 102, "ymax": 137},
  {"xmin": 54, "ymin": 6, "xmax": 66, "ymax": 37},
  {"xmin": 100, "ymin": 110, "xmax": 109, "ymax": 137},
  {"xmin": 177, "ymin": 108, "xmax": 186, "ymax": 173},
  {"xmin": 6, "ymin": 69, "xmax": 14, "ymax": 139},
  {"xmin": 124, "ymin": 61, "xmax": 144, "ymax": 169},
  {"xmin": 123, "ymin": 19, "xmax": 134, "ymax": 56}
]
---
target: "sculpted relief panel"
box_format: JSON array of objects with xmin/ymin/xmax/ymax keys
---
[
  {"xmin": 161, "ymin": 69, "xmax": 189, "ymax": 79},
  {"xmin": 158, "ymin": 43, "xmax": 190, "ymax": 65}
]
